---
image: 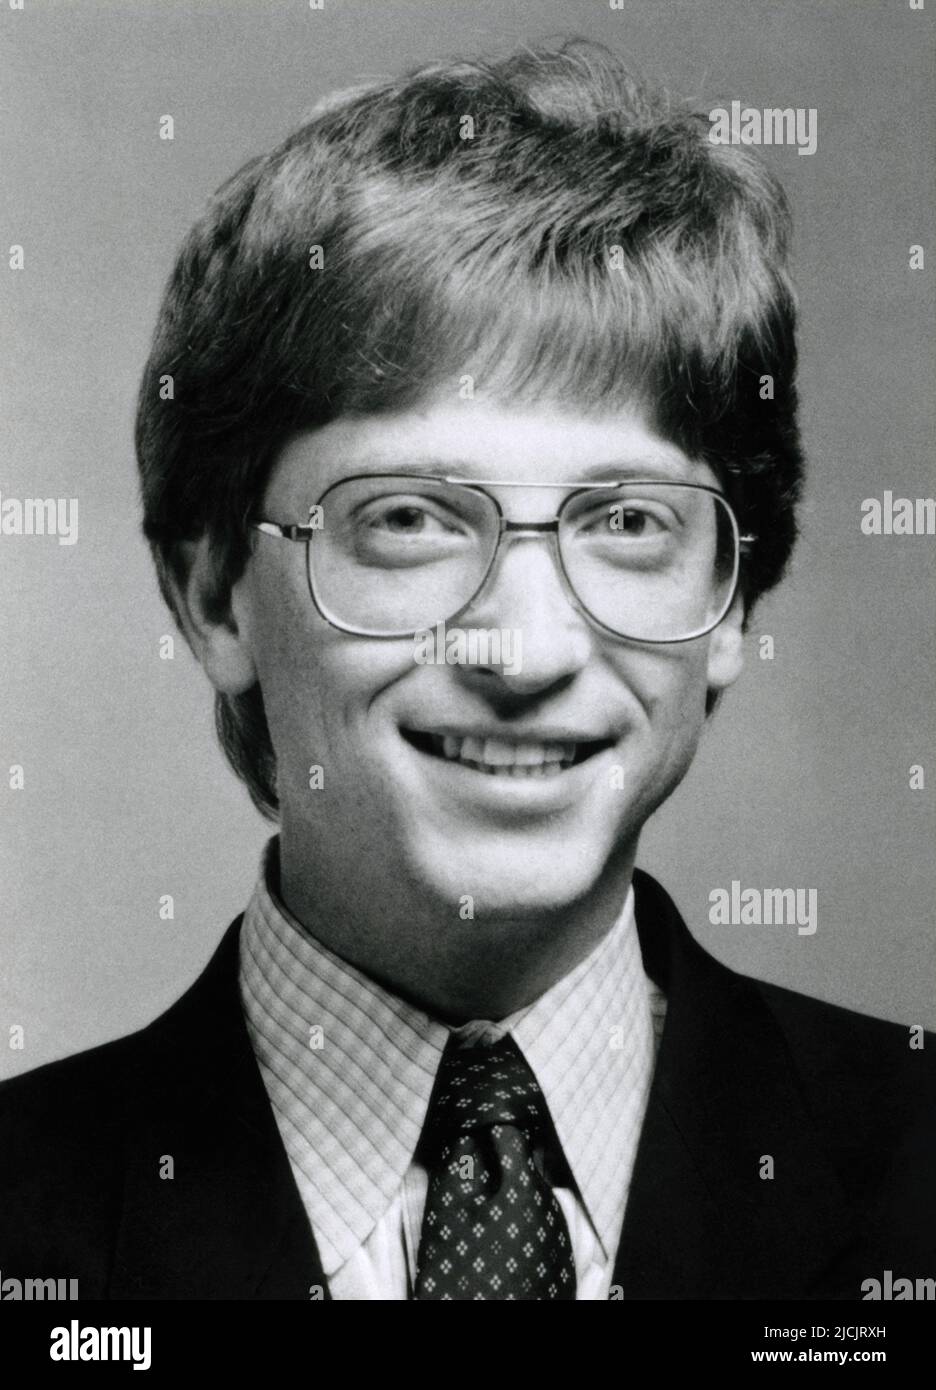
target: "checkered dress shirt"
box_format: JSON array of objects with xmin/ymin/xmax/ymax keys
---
[{"xmin": 239, "ymin": 838, "xmax": 667, "ymax": 1299}]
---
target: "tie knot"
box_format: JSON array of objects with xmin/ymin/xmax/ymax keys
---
[{"xmin": 424, "ymin": 1034, "xmax": 550, "ymax": 1142}]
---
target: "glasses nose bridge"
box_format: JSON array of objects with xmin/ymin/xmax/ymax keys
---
[
  {"xmin": 492, "ymin": 516, "xmax": 569, "ymax": 598},
  {"xmin": 500, "ymin": 518, "xmax": 560, "ymax": 536},
  {"xmin": 467, "ymin": 513, "xmax": 586, "ymax": 628}
]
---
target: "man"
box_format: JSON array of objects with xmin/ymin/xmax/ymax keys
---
[{"xmin": 1, "ymin": 40, "xmax": 933, "ymax": 1301}]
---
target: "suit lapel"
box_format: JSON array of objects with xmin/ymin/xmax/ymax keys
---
[
  {"xmin": 107, "ymin": 878, "xmax": 864, "ymax": 1300},
  {"xmin": 614, "ymin": 872, "xmax": 861, "ymax": 1299},
  {"xmin": 109, "ymin": 919, "xmax": 330, "ymax": 1300}
]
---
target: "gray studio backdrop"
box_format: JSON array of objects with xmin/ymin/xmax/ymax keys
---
[{"xmin": 1, "ymin": 0, "xmax": 933, "ymax": 1078}]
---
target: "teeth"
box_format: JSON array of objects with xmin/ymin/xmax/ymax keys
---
[
  {"xmin": 482, "ymin": 739, "xmax": 522, "ymax": 766},
  {"xmin": 432, "ymin": 734, "xmax": 581, "ymax": 774},
  {"xmin": 460, "ymin": 736, "xmax": 486, "ymax": 764}
]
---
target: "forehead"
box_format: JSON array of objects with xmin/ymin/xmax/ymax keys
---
[{"xmin": 264, "ymin": 395, "xmax": 714, "ymax": 509}]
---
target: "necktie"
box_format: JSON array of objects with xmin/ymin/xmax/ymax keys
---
[{"xmin": 414, "ymin": 1033, "xmax": 577, "ymax": 1300}]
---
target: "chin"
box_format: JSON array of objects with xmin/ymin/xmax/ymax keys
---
[{"xmin": 405, "ymin": 825, "xmax": 616, "ymax": 921}]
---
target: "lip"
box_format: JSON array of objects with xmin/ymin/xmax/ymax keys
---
[
  {"xmin": 397, "ymin": 724, "xmax": 619, "ymax": 816},
  {"xmin": 401, "ymin": 724, "xmax": 616, "ymax": 744}
]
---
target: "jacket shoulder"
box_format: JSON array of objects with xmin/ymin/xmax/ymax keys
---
[
  {"xmin": 0, "ymin": 1019, "xmax": 155, "ymax": 1131},
  {"xmin": 0, "ymin": 1027, "xmax": 152, "ymax": 1286},
  {"xmin": 0, "ymin": 917, "xmax": 243, "ymax": 1120},
  {"xmin": 0, "ymin": 921, "xmax": 243, "ymax": 1285},
  {"xmin": 752, "ymin": 973, "xmax": 934, "ymax": 1091},
  {"xmin": 750, "ymin": 973, "xmax": 936, "ymax": 1226}
]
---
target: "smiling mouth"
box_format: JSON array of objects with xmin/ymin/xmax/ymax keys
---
[{"xmin": 401, "ymin": 729, "xmax": 615, "ymax": 777}]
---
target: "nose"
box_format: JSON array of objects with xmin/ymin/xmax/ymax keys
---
[{"xmin": 452, "ymin": 528, "xmax": 594, "ymax": 696}]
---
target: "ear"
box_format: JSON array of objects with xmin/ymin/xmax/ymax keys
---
[
  {"xmin": 166, "ymin": 537, "xmax": 258, "ymax": 695},
  {"xmin": 705, "ymin": 591, "xmax": 745, "ymax": 693}
]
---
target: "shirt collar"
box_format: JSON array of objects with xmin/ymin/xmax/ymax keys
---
[{"xmin": 239, "ymin": 837, "xmax": 658, "ymax": 1274}]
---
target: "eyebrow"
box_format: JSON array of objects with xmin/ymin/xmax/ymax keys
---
[{"xmin": 337, "ymin": 455, "xmax": 697, "ymax": 484}]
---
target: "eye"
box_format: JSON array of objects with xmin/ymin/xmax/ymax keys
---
[
  {"xmin": 364, "ymin": 502, "xmax": 457, "ymax": 536},
  {"xmin": 342, "ymin": 492, "xmax": 475, "ymax": 568},
  {"xmin": 570, "ymin": 498, "xmax": 677, "ymax": 540},
  {"xmin": 606, "ymin": 505, "xmax": 667, "ymax": 537}
]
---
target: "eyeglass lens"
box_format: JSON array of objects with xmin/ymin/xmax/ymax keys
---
[{"xmin": 307, "ymin": 475, "xmax": 739, "ymax": 641}]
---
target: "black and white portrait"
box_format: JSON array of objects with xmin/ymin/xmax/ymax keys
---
[{"xmin": 1, "ymin": 0, "xmax": 933, "ymax": 1348}]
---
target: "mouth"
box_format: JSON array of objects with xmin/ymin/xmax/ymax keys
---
[{"xmin": 400, "ymin": 728, "xmax": 615, "ymax": 778}]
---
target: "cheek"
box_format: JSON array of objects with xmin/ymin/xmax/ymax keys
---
[
  {"xmin": 248, "ymin": 569, "xmax": 417, "ymax": 768},
  {"xmin": 617, "ymin": 642, "xmax": 711, "ymax": 755},
  {"xmin": 248, "ymin": 580, "xmax": 320, "ymax": 733}
]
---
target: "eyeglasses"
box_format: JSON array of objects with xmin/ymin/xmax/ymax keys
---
[{"xmin": 252, "ymin": 473, "xmax": 756, "ymax": 644}]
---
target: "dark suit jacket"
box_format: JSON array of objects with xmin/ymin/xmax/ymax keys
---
[{"xmin": 1, "ymin": 871, "xmax": 934, "ymax": 1300}]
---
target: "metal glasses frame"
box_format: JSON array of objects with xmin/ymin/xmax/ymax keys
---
[{"xmin": 252, "ymin": 472, "xmax": 757, "ymax": 645}]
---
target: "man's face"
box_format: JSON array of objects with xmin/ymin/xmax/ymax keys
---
[{"xmin": 232, "ymin": 394, "xmax": 744, "ymax": 917}]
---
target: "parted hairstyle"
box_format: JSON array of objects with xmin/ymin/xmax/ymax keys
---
[{"xmin": 136, "ymin": 39, "xmax": 805, "ymax": 818}]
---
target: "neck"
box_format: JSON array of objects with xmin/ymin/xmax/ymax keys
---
[{"xmin": 274, "ymin": 834, "xmax": 637, "ymax": 1023}]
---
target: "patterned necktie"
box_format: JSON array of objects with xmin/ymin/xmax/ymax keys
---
[{"xmin": 414, "ymin": 1033, "xmax": 577, "ymax": 1300}]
